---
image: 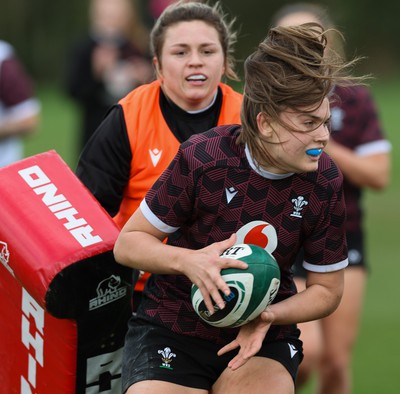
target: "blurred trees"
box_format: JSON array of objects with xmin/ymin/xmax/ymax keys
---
[
  {"xmin": 224, "ymin": 0, "xmax": 400, "ymax": 79},
  {"xmin": 1, "ymin": 0, "xmax": 89, "ymax": 83},
  {"xmin": 0, "ymin": 0, "xmax": 399, "ymax": 85}
]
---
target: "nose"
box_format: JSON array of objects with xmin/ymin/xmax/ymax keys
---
[
  {"xmin": 314, "ymin": 123, "xmax": 330, "ymax": 145},
  {"xmin": 188, "ymin": 51, "xmax": 203, "ymax": 66}
]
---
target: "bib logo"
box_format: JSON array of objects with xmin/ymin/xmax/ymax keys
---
[
  {"xmin": 149, "ymin": 148, "xmax": 162, "ymax": 167},
  {"xmin": 89, "ymin": 275, "xmax": 127, "ymax": 311}
]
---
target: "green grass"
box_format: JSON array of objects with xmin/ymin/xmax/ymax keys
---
[
  {"xmin": 24, "ymin": 84, "xmax": 81, "ymax": 170},
  {"xmin": 352, "ymin": 79, "xmax": 400, "ymax": 394},
  {"xmin": 298, "ymin": 79, "xmax": 400, "ymax": 394},
  {"xmin": 23, "ymin": 79, "xmax": 400, "ymax": 393}
]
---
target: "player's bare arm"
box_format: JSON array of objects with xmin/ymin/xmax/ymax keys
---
[
  {"xmin": 269, "ymin": 269, "xmax": 345, "ymax": 324},
  {"xmin": 325, "ymin": 140, "xmax": 390, "ymax": 190},
  {"xmin": 114, "ymin": 209, "xmax": 248, "ymax": 313},
  {"xmin": 217, "ymin": 269, "xmax": 344, "ymax": 370}
]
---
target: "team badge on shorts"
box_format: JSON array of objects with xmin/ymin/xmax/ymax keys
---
[{"xmin": 158, "ymin": 347, "xmax": 176, "ymax": 370}]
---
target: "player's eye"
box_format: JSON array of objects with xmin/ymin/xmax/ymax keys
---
[
  {"xmin": 172, "ymin": 49, "xmax": 187, "ymax": 57},
  {"xmin": 202, "ymin": 49, "xmax": 214, "ymax": 55},
  {"xmin": 304, "ymin": 121, "xmax": 315, "ymax": 128}
]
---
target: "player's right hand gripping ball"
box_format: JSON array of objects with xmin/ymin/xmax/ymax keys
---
[{"xmin": 191, "ymin": 243, "xmax": 281, "ymax": 328}]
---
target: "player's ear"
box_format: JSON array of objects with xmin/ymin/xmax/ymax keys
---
[{"xmin": 256, "ymin": 112, "xmax": 274, "ymax": 138}]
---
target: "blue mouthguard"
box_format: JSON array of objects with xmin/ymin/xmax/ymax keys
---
[{"xmin": 306, "ymin": 148, "xmax": 322, "ymax": 156}]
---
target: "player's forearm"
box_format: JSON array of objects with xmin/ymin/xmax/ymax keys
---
[
  {"xmin": 114, "ymin": 230, "xmax": 187, "ymax": 275},
  {"xmin": 327, "ymin": 142, "xmax": 390, "ymax": 190},
  {"xmin": 265, "ymin": 270, "xmax": 344, "ymax": 325}
]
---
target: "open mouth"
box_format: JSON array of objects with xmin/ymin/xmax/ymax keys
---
[{"xmin": 186, "ymin": 74, "xmax": 207, "ymax": 82}]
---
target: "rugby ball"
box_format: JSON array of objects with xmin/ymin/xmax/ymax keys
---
[{"xmin": 191, "ymin": 243, "xmax": 280, "ymax": 328}]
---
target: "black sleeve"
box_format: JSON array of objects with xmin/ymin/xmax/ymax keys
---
[{"xmin": 75, "ymin": 105, "xmax": 132, "ymax": 217}]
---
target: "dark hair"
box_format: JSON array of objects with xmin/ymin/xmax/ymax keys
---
[
  {"xmin": 238, "ymin": 23, "xmax": 364, "ymax": 168},
  {"xmin": 150, "ymin": 1, "xmax": 239, "ymax": 81}
]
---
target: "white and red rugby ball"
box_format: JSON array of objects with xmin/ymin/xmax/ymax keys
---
[{"xmin": 191, "ymin": 243, "xmax": 281, "ymax": 328}]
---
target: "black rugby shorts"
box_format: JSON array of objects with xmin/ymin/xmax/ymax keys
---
[{"xmin": 122, "ymin": 317, "xmax": 303, "ymax": 393}]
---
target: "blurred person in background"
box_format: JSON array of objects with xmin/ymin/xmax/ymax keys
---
[
  {"xmin": 0, "ymin": 40, "xmax": 40, "ymax": 167},
  {"xmin": 66, "ymin": 0, "xmax": 154, "ymax": 150},
  {"xmin": 272, "ymin": 3, "xmax": 392, "ymax": 394},
  {"xmin": 76, "ymin": 0, "xmax": 242, "ymax": 312}
]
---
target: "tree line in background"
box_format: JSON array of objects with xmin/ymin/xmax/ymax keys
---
[{"xmin": 1, "ymin": 0, "xmax": 399, "ymax": 85}]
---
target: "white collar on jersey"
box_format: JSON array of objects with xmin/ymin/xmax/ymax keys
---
[{"xmin": 244, "ymin": 144, "xmax": 294, "ymax": 180}]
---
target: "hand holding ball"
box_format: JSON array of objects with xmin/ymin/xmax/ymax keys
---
[{"xmin": 191, "ymin": 244, "xmax": 280, "ymax": 328}]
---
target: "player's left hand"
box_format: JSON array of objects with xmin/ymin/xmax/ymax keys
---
[{"xmin": 217, "ymin": 308, "xmax": 274, "ymax": 370}]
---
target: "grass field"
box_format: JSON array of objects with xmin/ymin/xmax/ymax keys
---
[
  {"xmin": 24, "ymin": 80, "xmax": 400, "ymax": 393},
  {"xmin": 353, "ymin": 80, "xmax": 400, "ymax": 394},
  {"xmin": 25, "ymin": 85, "xmax": 81, "ymax": 169}
]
